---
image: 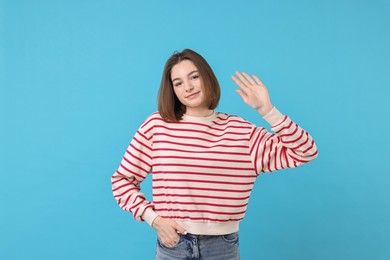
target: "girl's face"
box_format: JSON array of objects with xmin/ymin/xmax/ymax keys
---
[{"xmin": 171, "ymin": 60, "xmax": 211, "ymax": 116}]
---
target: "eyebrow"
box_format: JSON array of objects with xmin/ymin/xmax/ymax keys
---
[{"xmin": 172, "ymin": 70, "xmax": 198, "ymax": 82}]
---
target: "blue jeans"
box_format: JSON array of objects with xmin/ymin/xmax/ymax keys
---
[{"xmin": 155, "ymin": 232, "xmax": 240, "ymax": 260}]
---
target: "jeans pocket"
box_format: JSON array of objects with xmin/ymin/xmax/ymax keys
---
[
  {"xmin": 222, "ymin": 232, "xmax": 239, "ymax": 243},
  {"xmin": 157, "ymin": 235, "xmax": 183, "ymax": 249}
]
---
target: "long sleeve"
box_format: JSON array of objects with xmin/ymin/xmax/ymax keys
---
[
  {"xmin": 249, "ymin": 107, "xmax": 318, "ymax": 174},
  {"xmin": 111, "ymin": 120, "xmax": 158, "ymax": 223}
]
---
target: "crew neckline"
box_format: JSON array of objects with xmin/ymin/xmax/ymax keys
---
[{"xmin": 182, "ymin": 111, "xmax": 218, "ymax": 122}]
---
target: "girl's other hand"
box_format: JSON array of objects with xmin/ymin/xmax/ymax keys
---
[{"xmin": 152, "ymin": 216, "xmax": 187, "ymax": 247}]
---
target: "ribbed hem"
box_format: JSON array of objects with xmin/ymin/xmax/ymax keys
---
[
  {"xmin": 142, "ymin": 208, "xmax": 159, "ymax": 226},
  {"xmin": 262, "ymin": 106, "xmax": 284, "ymax": 126},
  {"xmin": 175, "ymin": 220, "xmax": 239, "ymax": 235}
]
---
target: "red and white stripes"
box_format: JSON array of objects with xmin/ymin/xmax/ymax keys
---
[{"xmin": 111, "ymin": 108, "xmax": 318, "ymax": 233}]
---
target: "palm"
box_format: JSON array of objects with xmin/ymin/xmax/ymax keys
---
[{"xmin": 231, "ymin": 72, "xmax": 273, "ymax": 116}]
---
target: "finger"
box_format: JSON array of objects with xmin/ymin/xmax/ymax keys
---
[
  {"xmin": 236, "ymin": 89, "xmax": 248, "ymax": 103},
  {"xmin": 174, "ymin": 222, "xmax": 187, "ymax": 235},
  {"xmin": 160, "ymin": 231, "xmax": 179, "ymax": 247},
  {"xmin": 165, "ymin": 238, "xmax": 178, "ymax": 248},
  {"xmin": 253, "ymin": 75, "xmax": 264, "ymax": 86},
  {"xmin": 167, "ymin": 234, "xmax": 180, "ymax": 247},
  {"xmin": 235, "ymin": 71, "xmax": 251, "ymax": 87},
  {"xmin": 242, "ymin": 72, "xmax": 256, "ymax": 86},
  {"xmin": 171, "ymin": 234, "xmax": 180, "ymax": 243},
  {"xmin": 231, "ymin": 76, "xmax": 248, "ymax": 93}
]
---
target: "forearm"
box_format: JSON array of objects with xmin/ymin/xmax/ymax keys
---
[
  {"xmin": 251, "ymin": 107, "xmax": 318, "ymax": 173},
  {"xmin": 111, "ymin": 172, "xmax": 149, "ymax": 216},
  {"xmin": 265, "ymin": 107, "xmax": 318, "ymax": 160}
]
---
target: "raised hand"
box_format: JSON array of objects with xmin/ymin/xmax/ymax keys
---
[{"xmin": 231, "ymin": 72, "xmax": 274, "ymax": 116}]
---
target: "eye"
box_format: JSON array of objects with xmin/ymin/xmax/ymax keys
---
[
  {"xmin": 191, "ymin": 75, "xmax": 199, "ymax": 80},
  {"xmin": 174, "ymin": 81, "xmax": 182, "ymax": 87}
]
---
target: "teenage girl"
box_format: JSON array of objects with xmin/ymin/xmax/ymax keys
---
[{"xmin": 111, "ymin": 49, "xmax": 318, "ymax": 260}]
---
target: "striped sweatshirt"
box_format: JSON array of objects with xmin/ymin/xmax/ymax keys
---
[{"xmin": 111, "ymin": 107, "xmax": 318, "ymax": 235}]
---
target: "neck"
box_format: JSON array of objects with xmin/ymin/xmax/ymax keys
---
[{"xmin": 185, "ymin": 108, "xmax": 214, "ymax": 117}]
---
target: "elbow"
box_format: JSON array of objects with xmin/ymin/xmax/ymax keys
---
[
  {"xmin": 302, "ymin": 144, "xmax": 319, "ymax": 164},
  {"xmin": 302, "ymin": 139, "xmax": 319, "ymax": 161}
]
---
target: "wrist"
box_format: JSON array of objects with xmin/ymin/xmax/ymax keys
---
[
  {"xmin": 262, "ymin": 106, "xmax": 285, "ymax": 126},
  {"xmin": 143, "ymin": 208, "xmax": 159, "ymax": 227},
  {"xmin": 151, "ymin": 216, "xmax": 162, "ymax": 229},
  {"xmin": 256, "ymin": 103, "xmax": 274, "ymax": 117}
]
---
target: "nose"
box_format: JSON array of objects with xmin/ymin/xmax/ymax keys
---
[{"xmin": 184, "ymin": 80, "xmax": 194, "ymax": 92}]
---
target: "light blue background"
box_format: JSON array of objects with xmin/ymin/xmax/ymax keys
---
[{"xmin": 1, "ymin": 0, "xmax": 389, "ymax": 259}]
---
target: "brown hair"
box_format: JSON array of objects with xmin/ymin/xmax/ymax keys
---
[{"xmin": 157, "ymin": 49, "xmax": 220, "ymax": 122}]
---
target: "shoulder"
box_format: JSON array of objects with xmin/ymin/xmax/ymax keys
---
[
  {"xmin": 140, "ymin": 112, "xmax": 165, "ymax": 128},
  {"xmin": 135, "ymin": 112, "xmax": 165, "ymax": 140}
]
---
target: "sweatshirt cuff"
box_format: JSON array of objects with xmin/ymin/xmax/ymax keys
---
[
  {"xmin": 262, "ymin": 106, "xmax": 285, "ymax": 126},
  {"xmin": 142, "ymin": 208, "xmax": 159, "ymax": 226}
]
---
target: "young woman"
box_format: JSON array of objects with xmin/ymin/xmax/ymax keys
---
[{"xmin": 111, "ymin": 49, "xmax": 318, "ymax": 260}]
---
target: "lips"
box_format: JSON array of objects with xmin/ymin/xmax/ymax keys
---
[{"xmin": 185, "ymin": 91, "xmax": 200, "ymax": 99}]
